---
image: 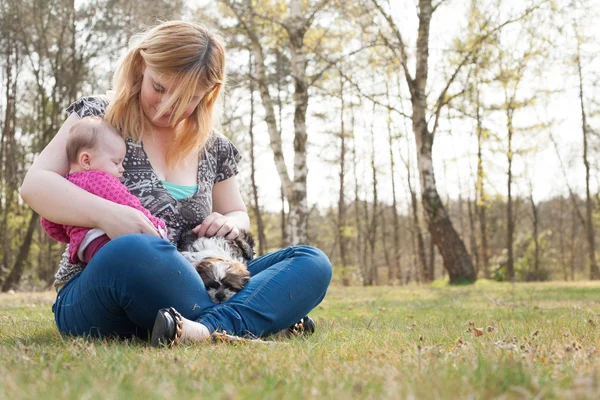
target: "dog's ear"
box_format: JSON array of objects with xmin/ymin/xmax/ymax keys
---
[
  {"xmin": 225, "ymin": 262, "xmax": 251, "ymax": 290},
  {"xmin": 240, "ymin": 270, "xmax": 250, "ymax": 285},
  {"xmin": 195, "ymin": 258, "xmax": 217, "ymax": 282},
  {"xmin": 178, "ymin": 230, "xmax": 198, "ymax": 251},
  {"xmin": 234, "ymin": 230, "xmax": 255, "ymax": 261}
]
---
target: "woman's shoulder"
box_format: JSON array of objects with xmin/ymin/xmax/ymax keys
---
[
  {"xmin": 204, "ymin": 130, "xmax": 242, "ymax": 163},
  {"xmin": 66, "ymin": 95, "xmax": 111, "ymax": 118}
]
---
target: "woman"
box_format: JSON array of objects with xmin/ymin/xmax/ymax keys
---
[{"xmin": 21, "ymin": 21, "xmax": 332, "ymax": 345}]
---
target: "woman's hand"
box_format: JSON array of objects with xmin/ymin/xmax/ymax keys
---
[
  {"xmin": 98, "ymin": 204, "xmax": 161, "ymax": 239},
  {"xmin": 192, "ymin": 212, "xmax": 239, "ymax": 240}
]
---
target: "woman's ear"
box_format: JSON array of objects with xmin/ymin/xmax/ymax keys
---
[{"xmin": 78, "ymin": 151, "xmax": 92, "ymax": 171}]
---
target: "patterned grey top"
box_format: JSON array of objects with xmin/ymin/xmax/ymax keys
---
[{"xmin": 53, "ymin": 95, "xmax": 241, "ymax": 290}]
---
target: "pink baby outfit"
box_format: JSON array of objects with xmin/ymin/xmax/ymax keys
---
[{"xmin": 41, "ymin": 170, "xmax": 167, "ymax": 263}]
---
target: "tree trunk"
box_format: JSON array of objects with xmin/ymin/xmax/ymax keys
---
[
  {"xmin": 559, "ymin": 196, "xmax": 568, "ymax": 281},
  {"xmin": 367, "ymin": 104, "xmax": 378, "ymax": 286},
  {"xmin": 280, "ymin": 186, "xmax": 287, "ymax": 248},
  {"xmin": 411, "ymin": 0, "xmax": 475, "ymax": 283},
  {"xmin": 284, "ymin": 0, "xmax": 310, "ymax": 244},
  {"xmin": 381, "ymin": 206, "xmax": 392, "ymax": 283},
  {"xmin": 506, "ymin": 106, "xmax": 515, "ymax": 281},
  {"xmin": 414, "ymin": 134, "xmax": 475, "ymax": 283},
  {"xmin": 467, "ymin": 197, "xmax": 480, "ymax": 276},
  {"xmin": 230, "ymin": 0, "xmax": 297, "ymax": 242},
  {"xmin": 570, "ymin": 202, "xmax": 577, "ymax": 281},
  {"xmin": 275, "ymin": 50, "xmax": 287, "ymax": 249},
  {"xmin": 529, "ymin": 183, "xmax": 540, "ymax": 280},
  {"xmin": 247, "ymin": 53, "xmax": 267, "ymax": 255},
  {"xmin": 337, "ymin": 76, "xmax": 349, "ymax": 286},
  {"xmin": 576, "ymin": 28, "xmax": 600, "ymax": 279},
  {"xmin": 385, "ymin": 81, "xmax": 400, "ymax": 284},
  {"xmin": 475, "ymin": 84, "xmax": 490, "ymax": 278},
  {"xmin": 1, "ymin": 36, "xmax": 16, "ymax": 279},
  {"xmin": 404, "ymin": 143, "xmax": 427, "ymax": 283},
  {"xmin": 428, "ymin": 235, "xmax": 435, "ymax": 281},
  {"xmin": 352, "ymin": 107, "xmax": 365, "ymax": 285},
  {"xmin": 2, "ymin": 212, "xmax": 39, "ymax": 292}
]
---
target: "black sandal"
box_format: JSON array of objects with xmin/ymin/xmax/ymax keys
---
[
  {"xmin": 288, "ymin": 316, "xmax": 316, "ymax": 336},
  {"xmin": 150, "ymin": 307, "xmax": 183, "ymax": 347}
]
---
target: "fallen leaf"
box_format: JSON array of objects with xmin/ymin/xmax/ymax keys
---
[{"xmin": 472, "ymin": 327, "xmax": 484, "ymax": 337}]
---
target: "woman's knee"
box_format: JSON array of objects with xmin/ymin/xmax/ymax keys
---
[{"xmin": 292, "ymin": 245, "xmax": 333, "ymax": 288}]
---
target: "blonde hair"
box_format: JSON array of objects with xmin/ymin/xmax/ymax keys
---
[
  {"xmin": 66, "ymin": 117, "xmax": 121, "ymax": 164},
  {"xmin": 104, "ymin": 21, "xmax": 226, "ymax": 166}
]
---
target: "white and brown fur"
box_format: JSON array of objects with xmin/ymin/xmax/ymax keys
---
[{"xmin": 178, "ymin": 230, "xmax": 255, "ymax": 303}]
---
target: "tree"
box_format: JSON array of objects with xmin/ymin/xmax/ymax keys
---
[
  {"xmin": 247, "ymin": 53, "xmax": 268, "ymax": 255},
  {"xmin": 337, "ymin": 75, "xmax": 350, "ymax": 286},
  {"xmin": 574, "ymin": 16, "xmax": 600, "ymax": 279}
]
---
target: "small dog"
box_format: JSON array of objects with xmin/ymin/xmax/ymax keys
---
[{"xmin": 178, "ymin": 230, "xmax": 255, "ymax": 303}]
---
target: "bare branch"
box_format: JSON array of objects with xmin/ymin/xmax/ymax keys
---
[
  {"xmin": 431, "ymin": 2, "xmax": 547, "ymax": 137},
  {"xmin": 309, "ymin": 41, "xmax": 381, "ymax": 87},
  {"xmin": 250, "ymin": 9, "xmax": 287, "ymax": 30},
  {"xmin": 432, "ymin": 0, "xmax": 449, "ymax": 13},
  {"xmin": 370, "ymin": 0, "xmax": 415, "ymax": 92},
  {"xmin": 549, "ymin": 131, "xmax": 585, "ymax": 225},
  {"xmin": 338, "ymin": 69, "xmax": 412, "ymax": 120},
  {"xmin": 306, "ymin": 0, "xmax": 332, "ymax": 27},
  {"xmin": 430, "ymin": 87, "xmax": 469, "ymax": 136}
]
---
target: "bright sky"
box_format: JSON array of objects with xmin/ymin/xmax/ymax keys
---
[
  {"xmin": 225, "ymin": 0, "xmax": 600, "ymax": 213},
  {"xmin": 41, "ymin": 1, "xmax": 599, "ymax": 215}
]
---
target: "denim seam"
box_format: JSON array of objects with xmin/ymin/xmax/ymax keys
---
[{"xmin": 243, "ymin": 253, "xmax": 296, "ymax": 305}]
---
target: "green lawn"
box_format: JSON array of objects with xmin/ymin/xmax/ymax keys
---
[{"xmin": 1, "ymin": 281, "xmax": 599, "ymax": 399}]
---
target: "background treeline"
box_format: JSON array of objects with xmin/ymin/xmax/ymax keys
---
[{"xmin": 0, "ymin": 0, "xmax": 599, "ymax": 290}]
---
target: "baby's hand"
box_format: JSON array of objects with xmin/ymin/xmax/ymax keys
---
[
  {"xmin": 192, "ymin": 212, "xmax": 239, "ymax": 240},
  {"xmin": 99, "ymin": 204, "xmax": 161, "ymax": 238}
]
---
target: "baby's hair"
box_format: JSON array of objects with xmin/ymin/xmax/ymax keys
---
[{"xmin": 66, "ymin": 117, "xmax": 121, "ymax": 164}]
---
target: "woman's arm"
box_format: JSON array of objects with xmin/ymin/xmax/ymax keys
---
[
  {"xmin": 21, "ymin": 113, "xmax": 160, "ymax": 238},
  {"xmin": 193, "ymin": 176, "xmax": 249, "ymax": 239}
]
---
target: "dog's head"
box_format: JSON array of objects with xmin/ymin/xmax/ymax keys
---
[
  {"xmin": 178, "ymin": 230, "xmax": 255, "ymax": 262},
  {"xmin": 195, "ymin": 257, "xmax": 250, "ymax": 303}
]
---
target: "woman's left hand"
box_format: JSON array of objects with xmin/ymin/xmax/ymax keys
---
[{"xmin": 192, "ymin": 212, "xmax": 240, "ymax": 239}]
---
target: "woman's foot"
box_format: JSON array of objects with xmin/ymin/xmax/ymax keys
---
[
  {"xmin": 151, "ymin": 307, "xmax": 181, "ymax": 346},
  {"xmin": 288, "ymin": 316, "xmax": 316, "ymax": 336},
  {"xmin": 150, "ymin": 307, "xmax": 210, "ymax": 346},
  {"xmin": 271, "ymin": 316, "xmax": 316, "ymax": 339}
]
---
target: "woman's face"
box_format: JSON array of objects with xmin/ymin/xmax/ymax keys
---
[{"xmin": 139, "ymin": 65, "xmax": 209, "ymax": 129}]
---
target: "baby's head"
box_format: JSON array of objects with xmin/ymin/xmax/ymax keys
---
[{"xmin": 66, "ymin": 117, "xmax": 126, "ymax": 178}]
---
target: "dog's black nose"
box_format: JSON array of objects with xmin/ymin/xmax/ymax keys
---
[{"xmin": 215, "ymin": 292, "xmax": 226, "ymax": 302}]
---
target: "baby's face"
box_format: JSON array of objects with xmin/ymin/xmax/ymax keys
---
[{"xmin": 88, "ymin": 134, "xmax": 126, "ymax": 178}]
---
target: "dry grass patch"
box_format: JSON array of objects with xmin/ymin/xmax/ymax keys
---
[{"xmin": 1, "ymin": 281, "xmax": 599, "ymax": 399}]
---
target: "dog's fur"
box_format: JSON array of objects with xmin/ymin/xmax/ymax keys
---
[{"xmin": 178, "ymin": 230, "xmax": 255, "ymax": 303}]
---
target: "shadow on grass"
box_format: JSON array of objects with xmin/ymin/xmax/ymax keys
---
[
  {"xmin": 0, "ymin": 329, "xmax": 61, "ymax": 347},
  {"xmin": 1, "ymin": 328, "xmax": 149, "ymax": 348}
]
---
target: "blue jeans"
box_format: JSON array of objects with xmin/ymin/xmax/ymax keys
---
[{"xmin": 52, "ymin": 234, "xmax": 332, "ymax": 338}]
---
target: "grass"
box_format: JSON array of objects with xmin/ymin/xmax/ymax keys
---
[{"xmin": 1, "ymin": 281, "xmax": 600, "ymax": 399}]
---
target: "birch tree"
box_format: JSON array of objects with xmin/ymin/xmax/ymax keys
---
[{"xmin": 223, "ymin": 0, "xmax": 323, "ymax": 244}]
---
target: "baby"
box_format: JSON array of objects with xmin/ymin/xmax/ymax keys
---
[{"xmin": 41, "ymin": 117, "xmax": 167, "ymax": 264}]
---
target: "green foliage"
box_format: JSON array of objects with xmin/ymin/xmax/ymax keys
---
[{"xmin": 490, "ymin": 231, "xmax": 552, "ymax": 282}]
